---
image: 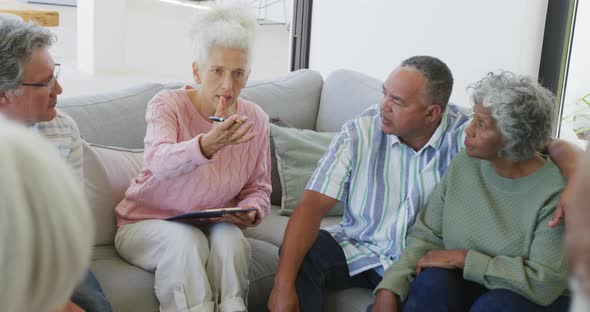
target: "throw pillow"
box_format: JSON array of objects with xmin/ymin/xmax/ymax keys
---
[
  {"xmin": 269, "ymin": 118, "xmax": 294, "ymax": 206},
  {"xmin": 270, "ymin": 124, "xmax": 345, "ymax": 216},
  {"xmin": 83, "ymin": 141, "xmax": 143, "ymax": 246}
]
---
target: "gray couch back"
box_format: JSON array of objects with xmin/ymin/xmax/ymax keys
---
[
  {"xmin": 316, "ymin": 69, "xmax": 383, "ymax": 132},
  {"xmin": 58, "ymin": 69, "xmax": 323, "ymax": 148},
  {"xmin": 58, "ymin": 69, "xmax": 383, "ymax": 148}
]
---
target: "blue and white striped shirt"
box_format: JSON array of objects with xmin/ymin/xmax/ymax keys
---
[
  {"xmin": 307, "ymin": 104, "xmax": 470, "ymax": 276},
  {"xmin": 30, "ymin": 109, "xmax": 83, "ymax": 181}
]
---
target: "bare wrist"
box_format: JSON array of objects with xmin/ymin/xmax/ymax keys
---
[
  {"xmin": 457, "ymin": 250, "xmax": 468, "ymax": 269},
  {"xmin": 374, "ymin": 289, "xmax": 399, "ymax": 309},
  {"xmin": 274, "ymin": 271, "xmax": 297, "ymax": 288},
  {"xmin": 200, "ymin": 134, "xmax": 221, "ymax": 158}
]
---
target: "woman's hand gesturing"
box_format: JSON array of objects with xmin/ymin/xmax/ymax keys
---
[{"xmin": 200, "ymin": 96, "xmax": 255, "ymax": 158}]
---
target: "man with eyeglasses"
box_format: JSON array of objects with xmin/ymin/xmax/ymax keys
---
[{"xmin": 0, "ymin": 17, "xmax": 112, "ymax": 312}]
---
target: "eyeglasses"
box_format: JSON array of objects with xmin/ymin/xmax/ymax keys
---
[{"xmin": 21, "ymin": 64, "xmax": 61, "ymax": 91}]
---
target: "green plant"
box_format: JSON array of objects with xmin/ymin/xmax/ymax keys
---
[{"xmin": 562, "ymin": 92, "xmax": 590, "ymax": 140}]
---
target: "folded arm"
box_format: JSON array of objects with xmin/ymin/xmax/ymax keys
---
[
  {"xmin": 546, "ymin": 138, "xmax": 584, "ymax": 226},
  {"xmin": 463, "ymin": 198, "xmax": 568, "ymax": 306}
]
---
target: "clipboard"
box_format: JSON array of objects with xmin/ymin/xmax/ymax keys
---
[{"xmin": 165, "ymin": 207, "xmax": 257, "ymax": 222}]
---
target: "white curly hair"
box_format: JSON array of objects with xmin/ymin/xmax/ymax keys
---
[
  {"xmin": 0, "ymin": 118, "xmax": 93, "ymax": 312},
  {"xmin": 190, "ymin": 2, "xmax": 256, "ymax": 68}
]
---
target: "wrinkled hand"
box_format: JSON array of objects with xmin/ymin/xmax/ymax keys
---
[
  {"xmin": 416, "ymin": 250, "xmax": 468, "ymax": 274},
  {"xmin": 549, "ymin": 180, "xmax": 573, "ymax": 227},
  {"xmin": 219, "ymin": 209, "xmax": 259, "ymax": 230},
  {"xmin": 268, "ymin": 282, "xmax": 300, "ymax": 312},
  {"xmin": 371, "ymin": 289, "xmax": 398, "ymax": 312},
  {"xmin": 200, "ymin": 96, "xmax": 255, "ymax": 158}
]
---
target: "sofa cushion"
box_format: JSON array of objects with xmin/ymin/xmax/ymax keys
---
[
  {"xmin": 243, "ymin": 238, "xmax": 280, "ymax": 311},
  {"xmin": 316, "ymin": 69, "xmax": 383, "ymax": 132},
  {"xmin": 269, "ymin": 118, "xmax": 294, "ymax": 206},
  {"xmin": 91, "ymin": 238, "xmax": 278, "ymax": 312},
  {"xmin": 84, "ymin": 142, "xmax": 143, "ymax": 246},
  {"xmin": 243, "ymin": 211, "xmax": 290, "ymax": 247},
  {"xmin": 91, "ymin": 246, "xmax": 159, "ymax": 312},
  {"xmin": 239, "ymin": 69, "xmax": 323, "ymax": 130},
  {"xmin": 59, "ymin": 83, "xmax": 165, "ymax": 149},
  {"xmin": 270, "ymin": 124, "xmax": 344, "ymax": 216},
  {"xmin": 326, "ymin": 288, "xmax": 374, "ymax": 312},
  {"xmin": 244, "ymin": 206, "xmax": 343, "ymax": 247}
]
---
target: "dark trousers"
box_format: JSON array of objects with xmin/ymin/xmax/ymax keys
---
[
  {"xmin": 71, "ymin": 271, "xmax": 112, "ymax": 312},
  {"xmin": 284, "ymin": 230, "xmax": 382, "ymax": 312},
  {"xmin": 387, "ymin": 268, "xmax": 569, "ymax": 312}
]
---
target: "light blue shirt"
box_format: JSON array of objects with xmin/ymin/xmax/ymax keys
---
[
  {"xmin": 307, "ymin": 104, "xmax": 469, "ymax": 276},
  {"xmin": 30, "ymin": 109, "xmax": 84, "ymax": 181}
]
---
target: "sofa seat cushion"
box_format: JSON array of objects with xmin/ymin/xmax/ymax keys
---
[
  {"xmin": 244, "ymin": 238, "xmax": 280, "ymax": 311},
  {"xmin": 91, "ymin": 238, "xmax": 278, "ymax": 312},
  {"xmin": 91, "ymin": 246, "xmax": 159, "ymax": 312},
  {"xmin": 244, "ymin": 210, "xmax": 290, "ymax": 247},
  {"xmin": 244, "ymin": 205, "xmax": 342, "ymax": 247},
  {"xmin": 326, "ymin": 288, "xmax": 374, "ymax": 312}
]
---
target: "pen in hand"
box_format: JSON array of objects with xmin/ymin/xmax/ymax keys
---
[
  {"xmin": 208, "ymin": 116, "xmax": 246, "ymax": 124},
  {"xmin": 208, "ymin": 116, "xmax": 225, "ymax": 122}
]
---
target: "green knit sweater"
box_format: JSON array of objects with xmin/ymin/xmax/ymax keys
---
[{"xmin": 376, "ymin": 151, "xmax": 568, "ymax": 306}]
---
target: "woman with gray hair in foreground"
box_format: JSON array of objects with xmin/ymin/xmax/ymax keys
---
[
  {"xmin": 0, "ymin": 119, "xmax": 93, "ymax": 312},
  {"xmin": 370, "ymin": 71, "xmax": 569, "ymax": 311}
]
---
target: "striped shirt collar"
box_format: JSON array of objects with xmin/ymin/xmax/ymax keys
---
[{"xmin": 389, "ymin": 107, "xmax": 451, "ymax": 154}]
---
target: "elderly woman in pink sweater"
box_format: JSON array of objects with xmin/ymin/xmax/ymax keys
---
[{"xmin": 114, "ymin": 5, "xmax": 270, "ymax": 312}]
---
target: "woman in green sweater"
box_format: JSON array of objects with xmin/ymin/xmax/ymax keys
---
[{"xmin": 370, "ymin": 71, "xmax": 570, "ymax": 312}]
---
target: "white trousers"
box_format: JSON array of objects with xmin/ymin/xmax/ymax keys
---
[{"xmin": 115, "ymin": 220, "xmax": 251, "ymax": 312}]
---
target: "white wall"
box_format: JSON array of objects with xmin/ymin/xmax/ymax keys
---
[
  {"xmin": 309, "ymin": 0, "xmax": 548, "ymax": 107},
  {"xmin": 77, "ymin": 0, "xmax": 127, "ymax": 74},
  {"xmin": 125, "ymin": 0, "xmax": 290, "ymax": 81},
  {"xmin": 251, "ymin": 0, "xmax": 292, "ymax": 26},
  {"xmin": 559, "ymin": 0, "xmax": 590, "ymax": 143}
]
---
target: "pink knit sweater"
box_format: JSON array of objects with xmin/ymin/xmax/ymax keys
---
[{"xmin": 115, "ymin": 87, "xmax": 271, "ymax": 226}]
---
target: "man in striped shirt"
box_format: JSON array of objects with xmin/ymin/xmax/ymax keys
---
[
  {"xmin": 267, "ymin": 55, "xmax": 468, "ymax": 312},
  {"xmin": 268, "ymin": 56, "xmax": 577, "ymax": 312},
  {"xmin": 0, "ymin": 18, "xmax": 111, "ymax": 312}
]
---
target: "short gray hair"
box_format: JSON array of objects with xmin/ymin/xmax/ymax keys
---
[
  {"xmin": 0, "ymin": 118, "xmax": 93, "ymax": 312},
  {"xmin": 400, "ymin": 55, "xmax": 453, "ymax": 108},
  {"xmin": 470, "ymin": 71, "xmax": 555, "ymax": 161},
  {"xmin": 0, "ymin": 17, "xmax": 55, "ymax": 91},
  {"xmin": 190, "ymin": 4, "xmax": 256, "ymax": 68}
]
